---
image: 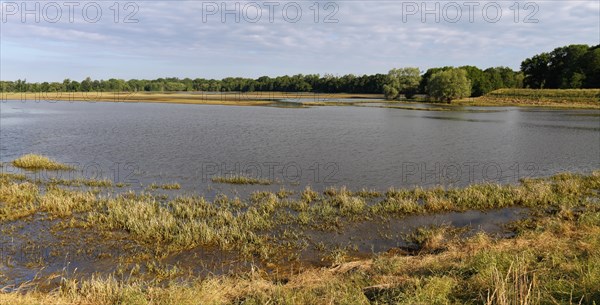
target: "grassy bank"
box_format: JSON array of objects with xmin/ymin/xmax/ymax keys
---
[
  {"xmin": 456, "ymin": 88, "xmax": 600, "ymax": 108},
  {"xmin": 3, "ymin": 90, "xmax": 599, "ymax": 109},
  {"xmin": 1, "ymin": 163, "xmax": 599, "ymax": 303}
]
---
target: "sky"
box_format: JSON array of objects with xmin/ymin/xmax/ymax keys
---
[{"xmin": 0, "ymin": 0, "xmax": 599, "ymax": 82}]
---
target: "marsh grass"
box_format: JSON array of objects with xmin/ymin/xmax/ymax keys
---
[
  {"xmin": 148, "ymin": 182, "xmax": 181, "ymax": 190},
  {"xmin": 211, "ymin": 175, "xmax": 273, "ymax": 185},
  {"xmin": 6, "ymin": 204, "xmax": 600, "ymax": 305},
  {"xmin": 486, "ymin": 257, "xmax": 540, "ymax": 305},
  {"xmin": 49, "ymin": 177, "xmax": 113, "ymax": 188},
  {"xmin": 1, "ymin": 171, "xmax": 600, "ymax": 304},
  {"xmin": 39, "ymin": 186, "xmax": 97, "ymax": 217},
  {"xmin": 0, "ymin": 181, "xmax": 39, "ymax": 221},
  {"xmin": 0, "ymin": 172, "xmax": 27, "ymax": 181},
  {"xmin": 11, "ymin": 154, "xmax": 74, "ymax": 171}
]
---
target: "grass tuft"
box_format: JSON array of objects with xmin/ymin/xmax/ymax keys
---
[
  {"xmin": 211, "ymin": 175, "xmax": 272, "ymax": 185},
  {"xmin": 11, "ymin": 154, "xmax": 74, "ymax": 170},
  {"xmin": 149, "ymin": 182, "xmax": 181, "ymax": 190}
]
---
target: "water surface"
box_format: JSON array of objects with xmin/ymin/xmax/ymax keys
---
[{"xmin": 1, "ymin": 100, "xmax": 598, "ymax": 195}]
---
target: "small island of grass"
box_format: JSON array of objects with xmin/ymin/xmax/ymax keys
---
[
  {"xmin": 11, "ymin": 154, "xmax": 74, "ymax": 171},
  {"xmin": 211, "ymin": 174, "xmax": 273, "ymax": 185}
]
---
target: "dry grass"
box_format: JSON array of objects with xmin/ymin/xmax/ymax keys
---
[
  {"xmin": 11, "ymin": 154, "xmax": 74, "ymax": 170},
  {"xmin": 485, "ymin": 257, "xmax": 539, "ymax": 305},
  {"xmin": 0, "ymin": 181, "xmax": 38, "ymax": 221}
]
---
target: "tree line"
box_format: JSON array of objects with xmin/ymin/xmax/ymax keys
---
[
  {"xmin": 0, "ymin": 74, "xmax": 387, "ymax": 95},
  {"xmin": 1, "ymin": 44, "xmax": 598, "ymax": 102},
  {"xmin": 521, "ymin": 44, "xmax": 600, "ymax": 89}
]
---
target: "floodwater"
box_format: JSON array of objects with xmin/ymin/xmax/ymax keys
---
[
  {"xmin": 1, "ymin": 99, "xmax": 598, "ymax": 287},
  {"xmin": 1, "ymin": 100, "xmax": 598, "ymax": 195}
]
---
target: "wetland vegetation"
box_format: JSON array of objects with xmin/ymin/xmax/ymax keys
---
[
  {"xmin": 11, "ymin": 154, "xmax": 74, "ymax": 171},
  {"xmin": 0, "ymin": 43, "xmax": 598, "ymax": 304},
  {"xmin": 211, "ymin": 175, "xmax": 274, "ymax": 185},
  {"xmin": 1, "ymin": 154, "xmax": 599, "ymax": 304}
]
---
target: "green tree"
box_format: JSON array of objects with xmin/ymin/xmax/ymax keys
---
[
  {"xmin": 383, "ymin": 85, "xmax": 399, "ymax": 100},
  {"xmin": 81, "ymin": 77, "xmax": 92, "ymax": 92},
  {"xmin": 427, "ymin": 68, "xmax": 471, "ymax": 103},
  {"xmin": 521, "ymin": 44, "xmax": 597, "ymax": 89},
  {"xmin": 383, "ymin": 67, "xmax": 421, "ymax": 100},
  {"xmin": 460, "ymin": 65, "xmax": 487, "ymax": 97},
  {"xmin": 582, "ymin": 46, "xmax": 600, "ymax": 88},
  {"xmin": 419, "ymin": 67, "xmax": 452, "ymax": 94},
  {"xmin": 521, "ymin": 53, "xmax": 550, "ymax": 88}
]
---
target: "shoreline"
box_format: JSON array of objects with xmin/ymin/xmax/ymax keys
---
[{"xmin": 2, "ymin": 91, "xmax": 599, "ymax": 109}]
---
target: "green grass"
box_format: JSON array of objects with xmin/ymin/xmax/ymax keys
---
[
  {"xmin": 211, "ymin": 175, "xmax": 273, "ymax": 185},
  {"xmin": 487, "ymin": 88, "xmax": 600, "ymax": 100},
  {"xmin": 460, "ymin": 88, "xmax": 600, "ymax": 108},
  {"xmin": 11, "ymin": 154, "xmax": 74, "ymax": 170}
]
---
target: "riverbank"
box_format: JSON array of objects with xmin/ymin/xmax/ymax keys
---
[
  {"xmin": 1, "ymin": 155, "xmax": 599, "ymax": 304},
  {"xmin": 455, "ymin": 88, "xmax": 600, "ymax": 109},
  {"xmin": 3, "ymin": 89, "xmax": 599, "ymax": 109},
  {"xmin": 0, "ymin": 92, "xmax": 383, "ymax": 107}
]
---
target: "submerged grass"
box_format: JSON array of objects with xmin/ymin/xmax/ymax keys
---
[
  {"xmin": 0, "ymin": 170, "xmax": 599, "ymax": 304},
  {"xmin": 148, "ymin": 182, "xmax": 181, "ymax": 190},
  {"xmin": 48, "ymin": 177, "xmax": 114, "ymax": 188},
  {"xmin": 211, "ymin": 175, "xmax": 273, "ymax": 185},
  {"xmin": 3, "ymin": 203, "xmax": 600, "ymax": 304},
  {"xmin": 11, "ymin": 154, "xmax": 74, "ymax": 171}
]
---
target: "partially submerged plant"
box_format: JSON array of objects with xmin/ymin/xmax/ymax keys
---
[
  {"xmin": 11, "ymin": 154, "xmax": 74, "ymax": 171},
  {"xmin": 211, "ymin": 175, "xmax": 272, "ymax": 185}
]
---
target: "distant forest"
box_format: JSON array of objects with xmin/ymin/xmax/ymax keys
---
[{"xmin": 1, "ymin": 44, "xmax": 598, "ymax": 98}]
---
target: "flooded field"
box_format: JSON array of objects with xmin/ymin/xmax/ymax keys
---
[
  {"xmin": 1, "ymin": 100, "xmax": 598, "ymax": 196},
  {"xmin": 0, "ymin": 100, "xmax": 599, "ymax": 303}
]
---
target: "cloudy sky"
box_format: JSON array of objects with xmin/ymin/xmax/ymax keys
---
[{"xmin": 1, "ymin": 0, "xmax": 598, "ymax": 81}]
